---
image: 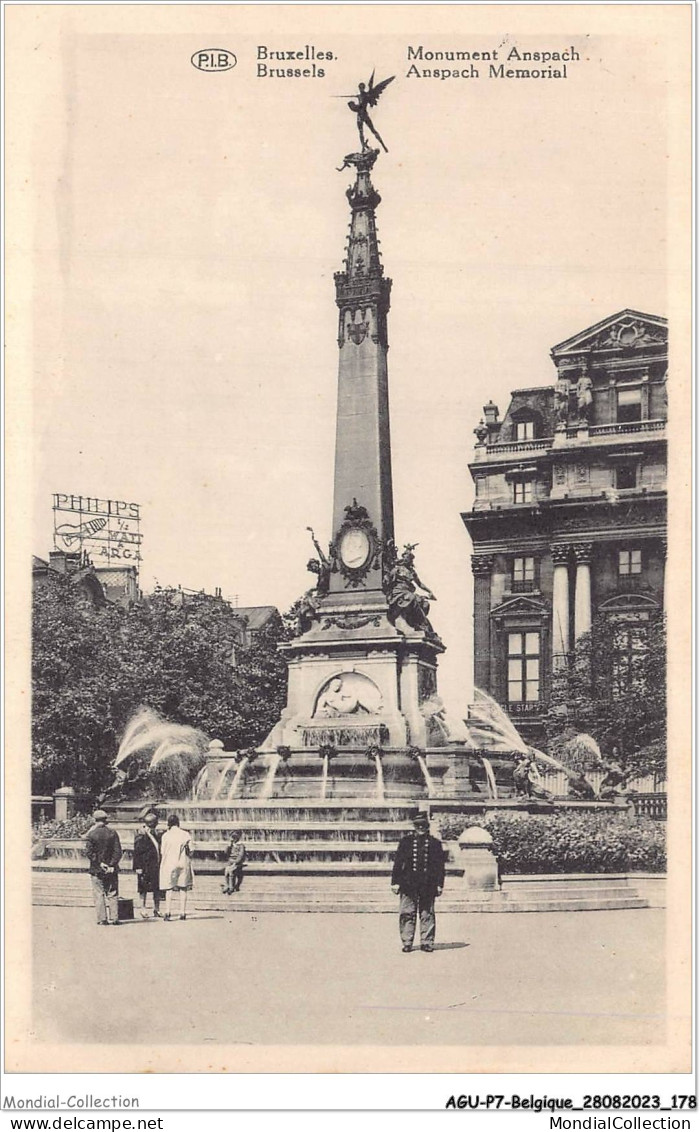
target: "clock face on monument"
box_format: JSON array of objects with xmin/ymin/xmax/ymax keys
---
[{"xmin": 339, "ymin": 528, "xmax": 371, "ymax": 570}]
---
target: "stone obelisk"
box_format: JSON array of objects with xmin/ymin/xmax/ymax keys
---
[
  {"xmin": 267, "ymin": 98, "xmax": 447, "ymax": 755},
  {"xmin": 330, "ymin": 146, "xmax": 393, "ymax": 595}
]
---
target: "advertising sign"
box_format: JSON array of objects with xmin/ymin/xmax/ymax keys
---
[{"xmin": 52, "ymin": 493, "xmax": 142, "ymax": 567}]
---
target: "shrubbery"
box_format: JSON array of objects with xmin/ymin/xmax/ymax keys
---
[
  {"xmin": 31, "ymin": 814, "xmax": 95, "ymax": 845},
  {"xmin": 436, "ymin": 810, "xmax": 666, "ymax": 874}
]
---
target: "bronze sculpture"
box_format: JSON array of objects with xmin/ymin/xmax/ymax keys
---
[
  {"xmin": 338, "ymin": 71, "xmax": 395, "ymax": 153},
  {"xmin": 386, "ymin": 544, "xmax": 436, "ymax": 633}
]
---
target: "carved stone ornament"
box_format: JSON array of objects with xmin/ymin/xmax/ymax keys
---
[
  {"xmin": 471, "ymin": 554, "xmax": 494, "ymax": 576},
  {"xmin": 490, "ymin": 594, "xmax": 549, "ymax": 622},
  {"xmin": 334, "ymin": 498, "xmax": 382, "ymax": 587},
  {"xmin": 550, "ymin": 544, "xmax": 572, "ymax": 566},
  {"xmin": 347, "ymin": 320, "xmax": 369, "ymax": 345},
  {"xmin": 592, "ymin": 321, "xmax": 666, "ymax": 350},
  {"xmin": 320, "ymin": 613, "xmax": 382, "ymax": 631},
  {"xmin": 573, "ymin": 542, "xmax": 594, "ymax": 564}
]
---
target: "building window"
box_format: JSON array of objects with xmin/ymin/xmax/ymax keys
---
[
  {"xmin": 615, "ymin": 463, "xmax": 637, "ymax": 490},
  {"xmin": 611, "ymin": 619, "xmax": 648, "ymax": 698},
  {"xmin": 515, "ymin": 420, "xmax": 535, "ymax": 441},
  {"xmin": 513, "ymin": 480, "xmax": 533, "ymax": 504},
  {"xmin": 507, "ymin": 631, "xmax": 540, "ymax": 703},
  {"xmin": 619, "ymin": 549, "xmax": 642, "ymax": 576},
  {"xmin": 512, "ymin": 556, "xmax": 536, "ymax": 592},
  {"xmin": 616, "ymin": 387, "xmax": 642, "ymax": 423}
]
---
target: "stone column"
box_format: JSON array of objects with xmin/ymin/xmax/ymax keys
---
[
  {"xmin": 471, "ymin": 554, "xmax": 494, "ymax": 693},
  {"xmin": 54, "ymin": 785, "xmax": 75, "ymax": 821},
  {"xmin": 550, "ymin": 544, "xmax": 571, "ymax": 668},
  {"xmin": 574, "ymin": 543, "xmax": 594, "ymax": 641}
]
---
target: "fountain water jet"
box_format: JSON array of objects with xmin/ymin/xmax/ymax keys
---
[
  {"xmin": 260, "ymin": 754, "xmax": 281, "ymax": 800},
  {"xmin": 416, "ymin": 755, "xmax": 435, "ymax": 798},
  {"xmin": 481, "ymin": 756, "xmax": 499, "ymax": 800},
  {"xmin": 374, "ymin": 754, "xmax": 385, "ymax": 801},
  {"xmin": 109, "ymin": 707, "xmax": 208, "ymax": 798},
  {"xmin": 320, "ymin": 754, "xmax": 329, "ymax": 800},
  {"xmin": 227, "ymin": 756, "xmax": 250, "ymax": 799},
  {"xmin": 469, "ymin": 689, "xmax": 577, "ymax": 775}
]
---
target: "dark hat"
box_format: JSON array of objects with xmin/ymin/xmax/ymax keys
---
[
  {"xmin": 412, "ymin": 810, "xmax": 430, "ymax": 827},
  {"xmin": 93, "ymin": 809, "xmax": 108, "ymax": 822}
]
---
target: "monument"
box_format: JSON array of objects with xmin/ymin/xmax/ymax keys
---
[
  {"xmin": 189, "ymin": 72, "xmax": 477, "ymax": 802},
  {"xmin": 258, "ymin": 75, "xmax": 469, "ymax": 779}
]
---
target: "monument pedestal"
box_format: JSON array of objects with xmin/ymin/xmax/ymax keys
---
[{"xmin": 265, "ymin": 591, "xmax": 447, "ymax": 752}]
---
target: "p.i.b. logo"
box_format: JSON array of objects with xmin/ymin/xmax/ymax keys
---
[{"xmin": 191, "ymin": 49, "xmax": 237, "ymax": 72}]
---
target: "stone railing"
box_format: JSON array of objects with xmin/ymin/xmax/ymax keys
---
[
  {"xmin": 630, "ymin": 792, "xmax": 667, "ymax": 821},
  {"xmin": 482, "ymin": 438, "xmax": 552, "ymax": 456},
  {"xmin": 589, "ymin": 419, "xmax": 665, "ymax": 437}
]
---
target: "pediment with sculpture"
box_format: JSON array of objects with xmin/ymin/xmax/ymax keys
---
[{"xmin": 551, "ymin": 309, "xmax": 667, "ymax": 358}]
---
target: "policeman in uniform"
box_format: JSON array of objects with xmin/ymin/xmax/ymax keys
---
[{"xmin": 391, "ymin": 810, "xmax": 445, "ymax": 952}]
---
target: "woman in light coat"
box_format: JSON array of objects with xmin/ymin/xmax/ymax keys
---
[{"xmin": 159, "ymin": 814, "xmax": 193, "ymax": 920}]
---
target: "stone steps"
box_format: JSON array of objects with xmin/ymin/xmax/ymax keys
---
[{"xmin": 31, "ymin": 871, "xmax": 649, "ymax": 914}]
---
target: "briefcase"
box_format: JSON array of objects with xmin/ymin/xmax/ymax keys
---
[{"xmin": 118, "ymin": 897, "xmax": 134, "ymax": 921}]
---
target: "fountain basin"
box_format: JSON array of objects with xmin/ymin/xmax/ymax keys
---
[{"xmin": 191, "ymin": 747, "xmax": 517, "ymax": 802}]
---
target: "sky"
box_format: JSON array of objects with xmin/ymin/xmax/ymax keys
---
[{"xmin": 22, "ymin": 6, "xmax": 678, "ymax": 712}]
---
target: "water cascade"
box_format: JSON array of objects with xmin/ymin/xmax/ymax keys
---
[
  {"xmin": 416, "ymin": 755, "xmax": 435, "ymax": 798},
  {"xmin": 481, "ymin": 757, "xmax": 499, "ymax": 799},
  {"xmin": 374, "ymin": 754, "xmax": 385, "ymax": 801},
  {"xmin": 320, "ymin": 754, "xmax": 329, "ymax": 800},
  {"xmin": 260, "ymin": 753, "xmax": 281, "ymax": 801},
  {"xmin": 227, "ymin": 756, "xmax": 250, "ymax": 800}
]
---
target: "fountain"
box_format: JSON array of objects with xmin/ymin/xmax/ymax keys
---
[{"xmin": 98, "ymin": 707, "xmax": 209, "ymax": 803}]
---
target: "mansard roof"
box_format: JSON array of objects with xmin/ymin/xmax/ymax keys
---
[{"xmin": 551, "ymin": 309, "xmax": 667, "ymax": 358}]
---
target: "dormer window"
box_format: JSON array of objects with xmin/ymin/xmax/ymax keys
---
[{"xmin": 515, "ymin": 420, "xmax": 535, "ymax": 441}]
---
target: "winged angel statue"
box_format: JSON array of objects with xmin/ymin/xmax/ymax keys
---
[{"xmin": 343, "ymin": 71, "xmax": 395, "ymax": 152}]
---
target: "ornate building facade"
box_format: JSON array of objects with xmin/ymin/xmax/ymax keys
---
[{"xmin": 462, "ymin": 309, "xmax": 667, "ymax": 744}]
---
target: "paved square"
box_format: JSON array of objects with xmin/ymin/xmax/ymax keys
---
[{"xmin": 32, "ymin": 906, "xmax": 664, "ymax": 1048}]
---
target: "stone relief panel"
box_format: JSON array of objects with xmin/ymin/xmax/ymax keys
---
[{"xmin": 313, "ymin": 672, "xmax": 384, "ymax": 718}]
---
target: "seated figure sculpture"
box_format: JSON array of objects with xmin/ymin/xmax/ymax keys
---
[{"xmin": 386, "ymin": 545, "xmax": 436, "ymax": 633}]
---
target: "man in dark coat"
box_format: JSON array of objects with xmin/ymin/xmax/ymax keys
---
[
  {"xmin": 133, "ymin": 811, "xmax": 162, "ymax": 919},
  {"xmin": 391, "ymin": 810, "xmax": 445, "ymax": 953},
  {"xmin": 84, "ymin": 809, "xmax": 122, "ymax": 925}
]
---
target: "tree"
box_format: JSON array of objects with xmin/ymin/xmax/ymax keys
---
[
  {"xmin": 32, "ymin": 578, "xmax": 290, "ymax": 796},
  {"xmin": 32, "ymin": 574, "xmax": 128, "ymax": 794},
  {"xmin": 544, "ymin": 612, "xmax": 666, "ymax": 780}
]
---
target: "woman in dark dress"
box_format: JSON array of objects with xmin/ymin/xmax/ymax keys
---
[{"xmin": 132, "ymin": 811, "xmax": 162, "ymax": 919}]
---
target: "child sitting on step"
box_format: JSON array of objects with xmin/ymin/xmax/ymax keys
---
[{"xmin": 222, "ymin": 831, "xmax": 246, "ymax": 894}]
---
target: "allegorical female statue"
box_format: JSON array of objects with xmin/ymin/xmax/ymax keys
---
[{"xmin": 386, "ymin": 545, "xmax": 436, "ymax": 633}]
